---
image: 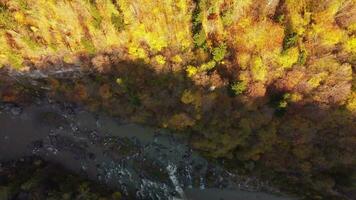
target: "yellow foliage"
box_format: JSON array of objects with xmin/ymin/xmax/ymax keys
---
[
  {"xmin": 13, "ymin": 12, "xmax": 25, "ymax": 23},
  {"xmin": 237, "ymin": 17, "xmax": 252, "ymax": 29},
  {"xmin": 171, "ymin": 55, "xmax": 183, "ymax": 63},
  {"xmin": 118, "ymin": 0, "xmax": 192, "ymax": 51},
  {"xmin": 278, "ymin": 47, "xmax": 300, "ymax": 69},
  {"xmin": 199, "ymin": 61, "xmax": 216, "ymax": 72},
  {"xmin": 290, "ymin": 93, "xmax": 303, "ymax": 102},
  {"xmin": 346, "ymin": 92, "xmax": 356, "ymax": 112},
  {"xmin": 307, "ymin": 72, "xmax": 328, "ymax": 88},
  {"xmin": 234, "ymin": 20, "xmax": 284, "ymax": 53},
  {"xmin": 344, "ymin": 36, "xmax": 356, "ymax": 53},
  {"xmin": 312, "ymin": 0, "xmax": 343, "ymax": 24},
  {"xmin": 237, "ymin": 53, "xmax": 251, "ymax": 70},
  {"xmin": 155, "ymin": 55, "xmax": 166, "ymax": 65},
  {"xmin": 348, "ymin": 23, "xmax": 356, "ymax": 32},
  {"xmin": 251, "ymin": 57, "xmax": 267, "ymax": 82},
  {"xmin": 0, "ymin": 0, "xmax": 194, "ymax": 69},
  {"xmin": 284, "ymin": 0, "xmax": 311, "ymax": 35},
  {"xmin": 129, "ymin": 46, "xmax": 147, "ymax": 59},
  {"xmin": 311, "ymin": 24, "xmax": 345, "ymax": 47},
  {"xmin": 186, "ymin": 65, "xmax": 198, "ymax": 77}
]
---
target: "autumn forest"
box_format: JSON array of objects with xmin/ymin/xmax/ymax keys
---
[{"xmin": 0, "ymin": 0, "xmax": 355, "ymax": 199}]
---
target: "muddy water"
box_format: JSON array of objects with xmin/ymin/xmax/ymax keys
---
[{"xmin": 0, "ymin": 100, "xmax": 294, "ymax": 200}]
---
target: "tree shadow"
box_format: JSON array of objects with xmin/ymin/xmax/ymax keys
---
[{"xmin": 0, "ymin": 56, "xmax": 355, "ymax": 200}]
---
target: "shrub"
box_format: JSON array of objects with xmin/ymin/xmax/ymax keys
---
[
  {"xmin": 199, "ymin": 61, "xmax": 216, "ymax": 72},
  {"xmin": 192, "ymin": 4, "xmax": 206, "ymax": 48},
  {"xmin": 171, "ymin": 55, "xmax": 183, "ymax": 63},
  {"xmin": 186, "ymin": 65, "xmax": 198, "ymax": 77},
  {"xmin": 212, "ymin": 43, "xmax": 227, "ymax": 62},
  {"xmin": 128, "ymin": 46, "xmax": 147, "ymax": 59},
  {"xmin": 81, "ymin": 37, "xmax": 96, "ymax": 54},
  {"xmin": 231, "ymin": 81, "xmax": 247, "ymax": 95},
  {"xmin": 111, "ymin": 13, "xmax": 125, "ymax": 32},
  {"xmin": 181, "ymin": 90, "xmax": 195, "ymax": 104},
  {"xmin": 89, "ymin": 5, "xmax": 103, "ymax": 29},
  {"xmin": 193, "ymin": 30, "xmax": 207, "ymax": 48},
  {"xmin": 155, "ymin": 55, "xmax": 166, "ymax": 65},
  {"xmin": 298, "ymin": 50, "xmax": 307, "ymax": 65},
  {"xmin": 221, "ymin": 8, "xmax": 234, "ymax": 26},
  {"xmin": 283, "ymin": 32, "xmax": 298, "ymax": 50}
]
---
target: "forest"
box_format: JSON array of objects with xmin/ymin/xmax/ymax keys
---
[{"xmin": 0, "ymin": 0, "xmax": 355, "ymax": 199}]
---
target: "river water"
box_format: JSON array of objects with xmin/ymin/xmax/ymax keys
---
[{"xmin": 0, "ymin": 100, "xmax": 294, "ymax": 200}]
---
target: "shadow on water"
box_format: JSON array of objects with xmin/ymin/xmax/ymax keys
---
[{"xmin": 0, "ymin": 58, "xmax": 355, "ymax": 200}]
